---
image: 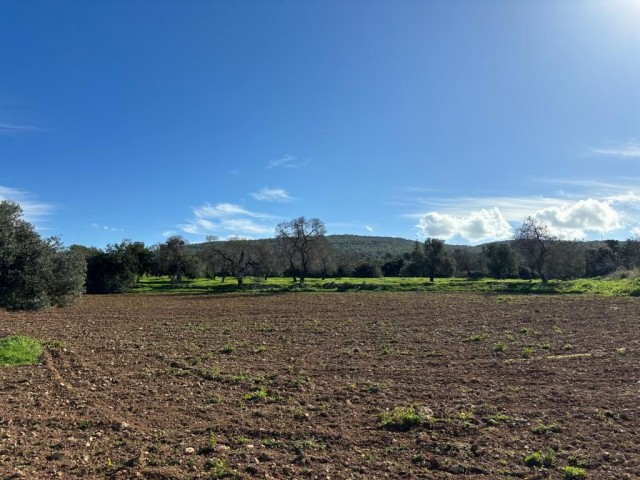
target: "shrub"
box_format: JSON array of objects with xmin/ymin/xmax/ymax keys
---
[
  {"xmin": 561, "ymin": 466, "xmax": 587, "ymax": 479},
  {"xmin": 380, "ymin": 405, "xmax": 425, "ymax": 431},
  {"xmin": 352, "ymin": 261, "xmax": 382, "ymax": 278},
  {"xmin": 524, "ymin": 449, "xmax": 555, "ymax": 468},
  {"xmin": 0, "ymin": 201, "xmax": 86, "ymax": 310}
]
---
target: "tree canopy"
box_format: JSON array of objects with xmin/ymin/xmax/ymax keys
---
[{"xmin": 0, "ymin": 201, "xmax": 86, "ymax": 310}]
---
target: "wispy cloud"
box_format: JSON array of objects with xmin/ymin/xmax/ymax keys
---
[
  {"xmin": 91, "ymin": 223, "xmax": 121, "ymax": 232},
  {"xmin": 0, "ymin": 123, "xmax": 45, "ymax": 135},
  {"xmin": 193, "ymin": 203, "xmax": 275, "ymax": 219},
  {"xmin": 267, "ymin": 154, "xmax": 308, "ymax": 169},
  {"xmin": 250, "ymin": 187, "xmax": 294, "ymax": 202},
  {"xmin": 590, "ymin": 141, "xmax": 640, "ymax": 158},
  {"xmin": 179, "ymin": 202, "xmax": 276, "ymax": 238},
  {"xmin": 0, "ymin": 186, "xmax": 53, "ymax": 222},
  {"xmin": 365, "ymin": 225, "xmax": 374, "ymax": 232}
]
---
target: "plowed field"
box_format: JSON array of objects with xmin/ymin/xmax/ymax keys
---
[{"xmin": 1, "ymin": 293, "xmax": 638, "ymax": 479}]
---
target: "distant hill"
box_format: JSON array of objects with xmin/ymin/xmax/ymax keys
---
[
  {"xmin": 326, "ymin": 235, "xmax": 417, "ymax": 260},
  {"xmin": 189, "ymin": 234, "xmax": 471, "ymax": 262},
  {"xmin": 188, "ymin": 235, "xmax": 614, "ymax": 263}
]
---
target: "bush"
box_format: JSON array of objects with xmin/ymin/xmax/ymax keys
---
[
  {"xmin": 352, "ymin": 262, "xmax": 382, "ymax": 278},
  {"xmin": 380, "ymin": 405, "xmax": 426, "ymax": 431},
  {"xmin": 0, "ymin": 201, "xmax": 86, "ymax": 310},
  {"xmin": 561, "ymin": 466, "xmax": 587, "ymax": 479}
]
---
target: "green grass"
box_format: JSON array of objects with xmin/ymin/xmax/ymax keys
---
[
  {"xmin": 0, "ymin": 336, "xmax": 43, "ymax": 367},
  {"xmin": 524, "ymin": 449, "xmax": 556, "ymax": 468},
  {"xmin": 379, "ymin": 405, "xmax": 426, "ymax": 431},
  {"xmin": 561, "ymin": 466, "xmax": 587, "ymax": 479},
  {"xmin": 242, "ymin": 387, "xmax": 270, "ymax": 402},
  {"xmin": 130, "ymin": 275, "xmax": 640, "ymax": 297}
]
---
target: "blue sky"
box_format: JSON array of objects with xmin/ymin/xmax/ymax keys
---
[{"xmin": 1, "ymin": 0, "xmax": 639, "ymax": 247}]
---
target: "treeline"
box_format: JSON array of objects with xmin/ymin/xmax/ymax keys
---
[
  {"xmin": 75, "ymin": 218, "xmax": 640, "ymax": 294},
  {"xmin": 3, "ymin": 199, "xmax": 640, "ymax": 311}
]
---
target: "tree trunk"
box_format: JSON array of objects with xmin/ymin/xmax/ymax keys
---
[{"xmin": 236, "ymin": 274, "xmax": 243, "ymax": 285}]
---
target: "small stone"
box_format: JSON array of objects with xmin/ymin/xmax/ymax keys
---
[{"xmin": 184, "ymin": 447, "xmax": 195, "ymax": 455}]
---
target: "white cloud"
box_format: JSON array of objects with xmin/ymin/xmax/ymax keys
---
[
  {"xmin": 591, "ymin": 141, "xmax": 640, "ymax": 158},
  {"xmin": 416, "ymin": 207, "xmax": 512, "ymax": 243},
  {"xmin": 251, "ymin": 187, "xmax": 294, "ymax": 202},
  {"xmin": 180, "ymin": 202, "xmax": 276, "ymax": 238},
  {"xmin": 365, "ymin": 225, "xmax": 374, "ymax": 232},
  {"xmin": 267, "ymin": 154, "xmax": 308, "ymax": 169},
  {"xmin": 413, "ymin": 195, "xmax": 635, "ymax": 242},
  {"xmin": 534, "ymin": 198, "xmax": 621, "ymax": 238},
  {"xmin": 0, "ymin": 186, "xmax": 53, "ymax": 222}
]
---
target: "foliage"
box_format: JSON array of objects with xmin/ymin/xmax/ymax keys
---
[
  {"xmin": 0, "ymin": 200, "xmax": 86, "ymax": 310},
  {"xmin": 524, "ymin": 449, "xmax": 555, "ymax": 468},
  {"xmin": 484, "ymin": 243, "xmax": 518, "ymax": 278},
  {"xmin": 452, "ymin": 247, "xmax": 485, "ymax": 277},
  {"xmin": 416, "ymin": 238, "xmax": 456, "ymax": 281},
  {"xmin": 0, "ymin": 335, "xmax": 43, "ymax": 367},
  {"xmin": 81, "ymin": 241, "xmax": 152, "ymax": 294},
  {"xmin": 546, "ymin": 240, "xmax": 586, "ymax": 279},
  {"xmin": 585, "ymin": 242, "xmax": 619, "ymax": 277},
  {"xmin": 352, "ymin": 261, "xmax": 382, "ymax": 278},
  {"xmin": 153, "ymin": 236, "xmax": 199, "ymax": 282},
  {"xmin": 561, "ymin": 466, "xmax": 587, "ymax": 479}
]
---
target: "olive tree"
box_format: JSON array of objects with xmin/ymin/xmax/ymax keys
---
[
  {"xmin": 423, "ymin": 238, "xmax": 454, "ymax": 282},
  {"xmin": 0, "ymin": 200, "xmax": 86, "ymax": 310},
  {"xmin": 203, "ymin": 236, "xmax": 256, "ymax": 285},
  {"xmin": 513, "ymin": 217, "xmax": 556, "ymax": 283},
  {"xmin": 153, "ymin": 236, "xmax": 199, "ymax": 282},
  {"xmin": 275, "ymin": 217, "xmax": 326, "ymax": 284},
  {"xmin": 483, "ymin": 243, "xmax": 518, "ymax": 279},
  {"xmin": 81, "ymin": 241, "xmax": 153, "ymax": 294}
]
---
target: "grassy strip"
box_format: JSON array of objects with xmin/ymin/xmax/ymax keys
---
[
  {"xmin": 131, "ymin": 275, "xmax": 640, "ymax": 297},
  {"xmin": 0, "ymin": 335, "xmax": 43, "ymax": 367}
]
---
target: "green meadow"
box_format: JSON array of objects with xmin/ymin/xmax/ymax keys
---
[{"xmin": 132, "ymin": 275, "xmax": 640, "ymax": 297}]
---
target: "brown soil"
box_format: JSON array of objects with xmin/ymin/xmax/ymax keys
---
[{"xmin": 0, "ymin": 293, "xmax": 638, "ymax": 479}]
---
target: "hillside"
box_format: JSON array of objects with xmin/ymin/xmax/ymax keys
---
[
  {"xmin": 189, "ymin": 234, "xmax": 473, "ymax": 262},
  {"xmin": 326, "ymin": 234, "xmax": 417, "ymax": 260}
]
